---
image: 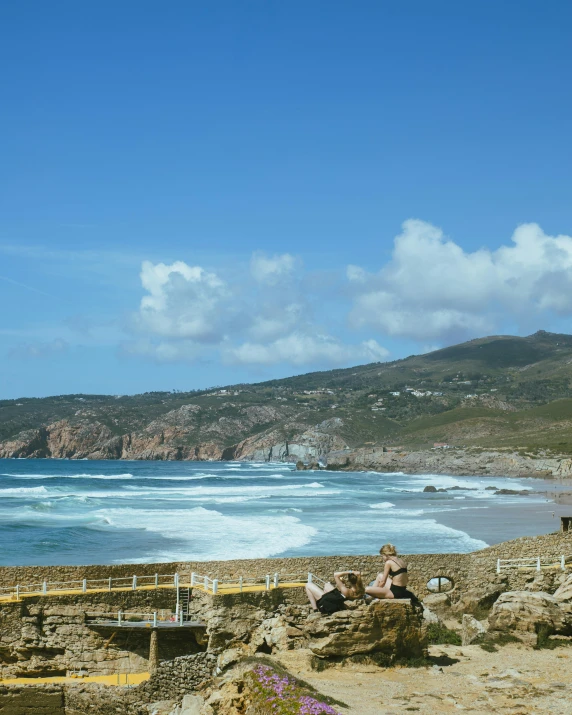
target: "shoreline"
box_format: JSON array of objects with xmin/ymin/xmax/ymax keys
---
[{"xmin": 4, "ymin": 446, "xmax": 572, "ymax": 480}]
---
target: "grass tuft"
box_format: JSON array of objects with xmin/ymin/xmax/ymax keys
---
[{"xmin": 426, "ymin": 623, "xmax": 462, "ymax": 645}]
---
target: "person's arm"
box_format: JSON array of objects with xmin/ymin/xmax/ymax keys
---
[
  {"xmin": 377, "ymin": 561, "xmax": 392, "ymax": 588},
  {"xmin": 333, "ymin": 570, "xmax": 360, "ymax": 597}
]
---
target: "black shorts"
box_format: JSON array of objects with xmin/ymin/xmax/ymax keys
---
[
  {"xmin": 390, "ymin": 583, "xmax": 420, "ymax": 606},
  {"xmin": 316, "ymin": 588, "xmax": 347, "ymax": 614}
]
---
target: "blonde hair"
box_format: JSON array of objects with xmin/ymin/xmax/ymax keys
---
[{"xmin": 380, "ymin": 543, "xmax": 398, "ymax": 557}]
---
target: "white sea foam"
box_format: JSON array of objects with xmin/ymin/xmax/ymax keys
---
[
  {"xmin": 140, "ymin": 473, "xmax": 286, "ymax": 481},
  {"xmin": 369, "ymin": 502, "xmax": 396, "ymax": 509},
  {"xmin": 0, "ymin": 486, "xmax": 50, "ymax": 496},
  {"xmin": 98, "ymin": 506, "xmax": 317, "ymax": 562},
  {"xmin": 369, "ymin": 507, "xmax": 425, "ymax": 517},
  {"xmin": 1, "ymin": 473, "xmax": 134, "ymax": 480},
  {"xmin": 4, "ymin": 482, "xmax": 340, "ymax": 501}
]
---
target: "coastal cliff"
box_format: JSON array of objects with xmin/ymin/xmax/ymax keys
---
[{"xmin": 2, "ymin": 409, "xmax": 572, "ymax": 478}]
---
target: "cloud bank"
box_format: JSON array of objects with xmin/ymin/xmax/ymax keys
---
[
  {"xmin": 348, "ymin": 220, "xmax": 572, "ymax": 342},
  {"xmin": 125, "ymin": 253, "xmax": 388, "ymax": 368},
  {"xmin": 123, "ymin": 220, "xmax": 572, "ymax": 368}
]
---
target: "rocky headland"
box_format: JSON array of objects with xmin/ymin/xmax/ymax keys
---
[
  {"xmin": 7, "ymin": 331, "xmax": 572, "ymax": 475},
  {"xmin": 2, "ymin": 408, "xmax": 572, "ymax": 480}
]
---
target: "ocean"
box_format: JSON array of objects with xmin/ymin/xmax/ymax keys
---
[{"xmin": 0, "ymin": 459, "xmax": 566, "ymax": 566}]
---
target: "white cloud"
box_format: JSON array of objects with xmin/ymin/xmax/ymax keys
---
[
  {"xmin": 348, "ymin": 220, "xmax": 572, "ymax": 342},
  {"xmin": 250, "ymin": 252, "xmax": 296, "ymax": 285},
  {"xmin": 128, "ymin": 257, "xmax": 390, "ymax": 367},
  {"xmin": 136, "ymin": 260, "xmax": 229, "ymax": 342},
  {"xmin": 225, "ymin": 334, "xmax": 388, "ymax": 367}
]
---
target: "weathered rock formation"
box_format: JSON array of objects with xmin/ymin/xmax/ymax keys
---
[
  {"xmin": 304, "ymin": 600, "xmax": 425, "ymax": 660},
  {"xmin": 488, "ymin": 591, "xmax": 572, "ymax": 635},
  {"xmin": 461, "ymin": 613, "xmax": 487, "ymax": 646},
  {"xmin": 324, "ymin": 445, "xmax": 572, "ymax": 478}
]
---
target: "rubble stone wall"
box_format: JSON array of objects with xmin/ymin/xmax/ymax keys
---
[{"xmin": 0, "ymin": 592, "xmax": 203, "ymax": 678}]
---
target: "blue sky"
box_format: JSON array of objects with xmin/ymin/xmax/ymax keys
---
[{"xmin": 1, "ymin": 1, "xmax": 571, "ymax": 399}]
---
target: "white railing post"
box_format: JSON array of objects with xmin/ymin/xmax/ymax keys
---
[
  {"xmin": 265, "ymin": 575, "xmax": 270, "ymax": 591},
  {"xmin": 496, "ymin": 559, "xmax": 501, "ymax": 574},
  {"xmin": 108, "ymin": 577, "xmax": 112, "ymax": 592},
  {"xmin": 561, "ymin": 555, "xmax": 566, "ymax": 571},
  {"xmin": 42, "ymin": 581, "xmax": 47, "ymax": 595},
  {"xmin": 191, "ymin": 572, "xmax": 196, "ymax": 586},
  {"xmin": 179, "ymin": 608, "xmax": 183, "ymax": 626},
  {"xmin": 174, "ymin": 573, "xmax": 179, "ymax": 590},
  {"xmin": 203, "ymin": 576, "xmax": 208, "ymax": 589},
  {"xmin": 537, "ymin": 557, "xmax": 541, "ymax": 572},
  {"xmin": 212, "ymin": 579, "xmax": 218, "ymax": 595},
  {"xmin": 273, "ymin": 573, "xmax": 279, "ymax": 589},
  {"xmin": 132, "ymin": 575, "xmax": 137, "ymax": 591},
  {"xmin": 155, "ymin": 573, "xmax": 159, "ymax": 589},
  {"xmin": 153, "ymin": 612, "xmax": 157, "ymax": 628},
  {"xmin": 82, "ymin": 579, "xmax": 87, "ymax": 593},
  {"xmin": 118, "ymin": 611, "xmax": 122, "ymax": 626},
  {"xmin": 239, "ymin": 576, "xmax": 243, "ymax": 592},
  {"xmin": 308, "ymin": 572, "xmax": 313, "ymax": 583},
  {"xmin": 15, "ymin": 585, "xmax": 19, "ymax": 600}
]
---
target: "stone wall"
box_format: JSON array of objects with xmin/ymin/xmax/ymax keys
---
[
  {"xmin": 138, "ymin": 652, "xmax": 217, "ymax": 702},
  {"xmin": 0, "ymin": 592, "xmax": 203, "ymax": 678}
]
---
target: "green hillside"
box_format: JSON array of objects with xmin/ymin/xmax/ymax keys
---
[{"xmin": 3, "ymin": 330, "xmax": 572, "ymax": 455}]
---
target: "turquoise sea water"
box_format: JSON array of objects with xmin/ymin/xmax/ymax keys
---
[{"xmin": 0, "ymin": 459, "xmax": 564, "ymax": 565}]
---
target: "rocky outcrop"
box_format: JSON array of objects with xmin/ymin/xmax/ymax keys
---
[
  {"xmin": 304, "ymin": 600, "xmax": 426, "ymax": 660},
  {"xmin": 488, "ymin": 591, "xmax": 572, "ymax": 635},
  {"xmin": 325, "ymin": 446, "xmax": 572, "ymax": 478},
  {"xmin": 461, "ymin": 614, "xmax": 487, "ymax": 645},
  {"xmin": 553, "ymin": 573, "xmax": 572, "ymax": 603},
  {"xmin": 232, "ymin": 418, "xmax": 348, "ymax": 462}
]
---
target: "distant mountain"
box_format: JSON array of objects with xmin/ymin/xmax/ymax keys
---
[{"xmin": 3, "ymin": 331, "xmax": 572, "ymax": 460}]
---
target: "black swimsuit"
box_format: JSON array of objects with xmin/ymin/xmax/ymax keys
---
[
  {"xmin": 389, "ymin": 566, "xmax": 408, "ymax": 577},
  {"xmin": 316, "ymin": 588, "xmax": 347, "ymax": 614},
  {"xmin": 388, "ymin": 563, "xmax": 421, "ymax": 606}
]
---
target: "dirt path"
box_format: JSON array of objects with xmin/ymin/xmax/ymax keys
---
[{"xmin": 276, "ymin": 644, "xmax": 572, "ymax": 714}]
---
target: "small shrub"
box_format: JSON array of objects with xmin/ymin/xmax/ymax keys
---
[
  {"xmin": 533, "ymin": 625, "xmax": 572, "ymax": 650},
  {"xmin": 426, "ymin": 623, "xmax": 462, "ymax": 645},
  {"xmin": 474, "ymin": 632, "xmax": 521, "ymax": 651},
  {"xmin": 534, "ymin": 625, "xmax": 558, "ymax": 650},
  {"xmin": 479, "ymin": 642, "xmax": 498, "ymax": 653}
]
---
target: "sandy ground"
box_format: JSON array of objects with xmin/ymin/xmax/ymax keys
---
[{"xmin": 276, "ymin": 644, "xmax": 572, "ymax": 714}]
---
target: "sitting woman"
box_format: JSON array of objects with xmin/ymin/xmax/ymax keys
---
[
  {"xmin": 305, "ymin": 570, "xmax": 365, "ymax": 614},
  {"xmin": 366, "ymin": 543, "xmax": 420, "ymax": 606}
]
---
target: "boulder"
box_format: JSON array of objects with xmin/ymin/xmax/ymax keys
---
[
  {"xmin": 553, "ymin": 573, "xmax": 572, "ymax": 603},
  {"xmin": 423, "ymin": 485, "xmax": 438, "ymax": 493},
  {"xmin": 452, "ymin": 586, "xmax": 503, "ymax": 615},
  {"xmin": 304, "ymin": 600, "xmax": 426, "ymax": 660},
  {"xmin": 423, "ymin": 593, "xmax": 451, "ymax": 611},
  {"xmin": 462, "ymin": 614, "xmax": 487, "ymax": 646},
  {"xmin": 177, "ymin": 695, "xmax": 204, "ymax": 715},
  {"xmin": 422, "ymin": 607, "xmax": 440, "ymax": 624},
  {"xmin": 488, "ymin": 591, "xmax": 572, "ymax": 635}
]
